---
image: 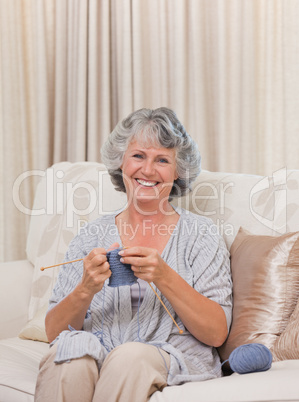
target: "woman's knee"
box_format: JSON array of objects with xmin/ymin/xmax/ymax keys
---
[
  {"xmin": 36, "ymin": 343, "xmax": 99, "ymax": 402},
  {"xmin": 96, "ymin": 342, "xmax": 170, "ymax": 401},
  {"xmin": 104, "ymin": 342, "xmax": 149, "ymax": 367},
  {"xmin": 38, "ymin": 342, "xmax": 98, "ymax": 384},
  {"xmin": 101, "ymin": 342, "xmax": 170, "ymax": 374}
]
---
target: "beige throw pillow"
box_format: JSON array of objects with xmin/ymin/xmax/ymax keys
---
[
  {"xmin": 272, "ymin": 296, "xmax": 299, "ymax": 360},
  {"xmin": 19, "ymin": 303, "xmax": 49, "ymax": 343},
  {"xmin": 218, "ymin": 227, "xmax": 299, "ymax": 362}
]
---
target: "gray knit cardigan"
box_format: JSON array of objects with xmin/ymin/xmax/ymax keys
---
[{"xmin": 48, "ymin": 207, "xmax": 232, "ymax": 386}]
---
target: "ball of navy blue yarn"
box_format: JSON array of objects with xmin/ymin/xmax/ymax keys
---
[
  {"xmin": 229, "ymin": 343, "xmax": 272, "ymax": 374},
  {"xmin": 106, "ymin": 248, "xmax": 137, "ymax": 288}
]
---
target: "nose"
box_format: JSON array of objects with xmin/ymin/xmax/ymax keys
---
[{"xmin": 141, "ymin": 159, "xmax": 155, "ymax": 176}]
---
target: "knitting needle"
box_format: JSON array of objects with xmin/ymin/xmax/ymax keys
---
[
  {"xmin": 40, "ymin": 247, "xmax": 130, "ymax": 271},
  {"xmin": 148, "ymin": 282, "xmax": 183, "ymax": 334},
  {"xmin": 40, "ymin": 259, "xmax": 83, "ymax": 271},
  {"xmin": 40, "ymin": 257, "xmax": 184, "ymax": 334},
  {"xmin": 40, "ymin": 246, "xmax": 128, "ymax": 271}
]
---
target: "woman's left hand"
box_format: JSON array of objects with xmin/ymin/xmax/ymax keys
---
[
  {"xmin": 119, "ymin": 246, "xmax": 228, "ymax": 347},
  {"xmin": 118, "ymin": 246, "xmax": 170, "ymax": 284}
]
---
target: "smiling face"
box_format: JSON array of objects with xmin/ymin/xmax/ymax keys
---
[{"xmin": 121, "ymin": 140, "xmax": 178, "ymax": 210}]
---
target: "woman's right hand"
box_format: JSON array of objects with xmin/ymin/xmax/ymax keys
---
[
  {"xmin": 80, "ymin": 242, "xmax": 119, "ymax": 296},
  {"xmin": 80, "ymin": 248, "xmax": 111, "ymax": 295},
  {"xmin": 45, "ymin": 242, "xmax": 119, "ymax": 343}
]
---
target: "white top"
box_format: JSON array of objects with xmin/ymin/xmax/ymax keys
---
[{"xmin": 131, "ymin": 279, "xmax": 148, "ymax": 316}]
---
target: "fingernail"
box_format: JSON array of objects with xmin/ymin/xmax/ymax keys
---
[
  {"xmin": 120, "ymin": 258, "xmax": 124, "ymax": 263},
  {"xmin": 118, "ymin": 250, "xmax": 124, "ymax": 255}
]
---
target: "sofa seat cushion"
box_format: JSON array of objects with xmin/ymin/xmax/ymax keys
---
[
  {"xmin": 1, "ymin": 338, "xmax": 299, "ymax": 402},
  {"xmin": 151, "ymin": 360, "xmax": 299, "ymax": 402},
  {"xmin": 0, "ymin": 338, "xmax": 49, "ymax": 402}
]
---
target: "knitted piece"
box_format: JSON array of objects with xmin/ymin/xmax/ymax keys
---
[{"xmin": 106, "ymin": 248, "xmax": 137, "ymax": 287}]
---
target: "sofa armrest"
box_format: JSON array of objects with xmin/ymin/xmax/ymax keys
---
[{"xmin": 0, "ymin": 260, "xmax": 34, "ymax": 339}]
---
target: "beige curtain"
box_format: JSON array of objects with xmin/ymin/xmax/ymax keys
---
[{"xmin": 1, "ymin": 0, "xmax": 299, "ymax": 262}]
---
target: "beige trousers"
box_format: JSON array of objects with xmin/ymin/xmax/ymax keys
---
[{"xmin": 35, "ymin": 341, "xmax": 170, "ymax": 402}]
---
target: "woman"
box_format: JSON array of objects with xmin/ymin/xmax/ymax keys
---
[{"xmin": 35, "ymin": 107, "xmax": 232, "ymax": 402}]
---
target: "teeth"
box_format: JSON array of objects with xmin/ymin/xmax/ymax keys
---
[{"xmin": 136, "ymin": 179, "xmax": 158, "ymax": 187}]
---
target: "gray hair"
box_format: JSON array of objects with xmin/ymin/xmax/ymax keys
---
[{"xmin": 101, "ymin": 107, "xmax": 201, "ymax": 199}]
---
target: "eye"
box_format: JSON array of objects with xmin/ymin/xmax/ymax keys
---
[
  {"xmin": 158, "ymin": 158, "xmax": 169, "ymax": 163},
  {"xmin": 133, "ymin": 154, "xmax": 143, "ymax": 159}
]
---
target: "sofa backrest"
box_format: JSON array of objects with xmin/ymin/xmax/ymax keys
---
[
  {"xmin": 26, "ymin": 162, "xmax": 299, "ymax": 266},
  {"xmin": 24, "ymin": 162, "xmax": 299, "ymax": 320},
  {"xmin": 173, "ymin": 168, "xmax": 299, "ymax": 248}
]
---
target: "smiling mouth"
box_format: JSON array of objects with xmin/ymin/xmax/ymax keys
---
[{"xmin": 135, "ymin": 179, "xmax": 159, "ymax": 187}]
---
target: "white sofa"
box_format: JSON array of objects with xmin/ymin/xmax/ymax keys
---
[{"xmin": 1, "ymin": 162, "xmax": 299, "ymax": 402}]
